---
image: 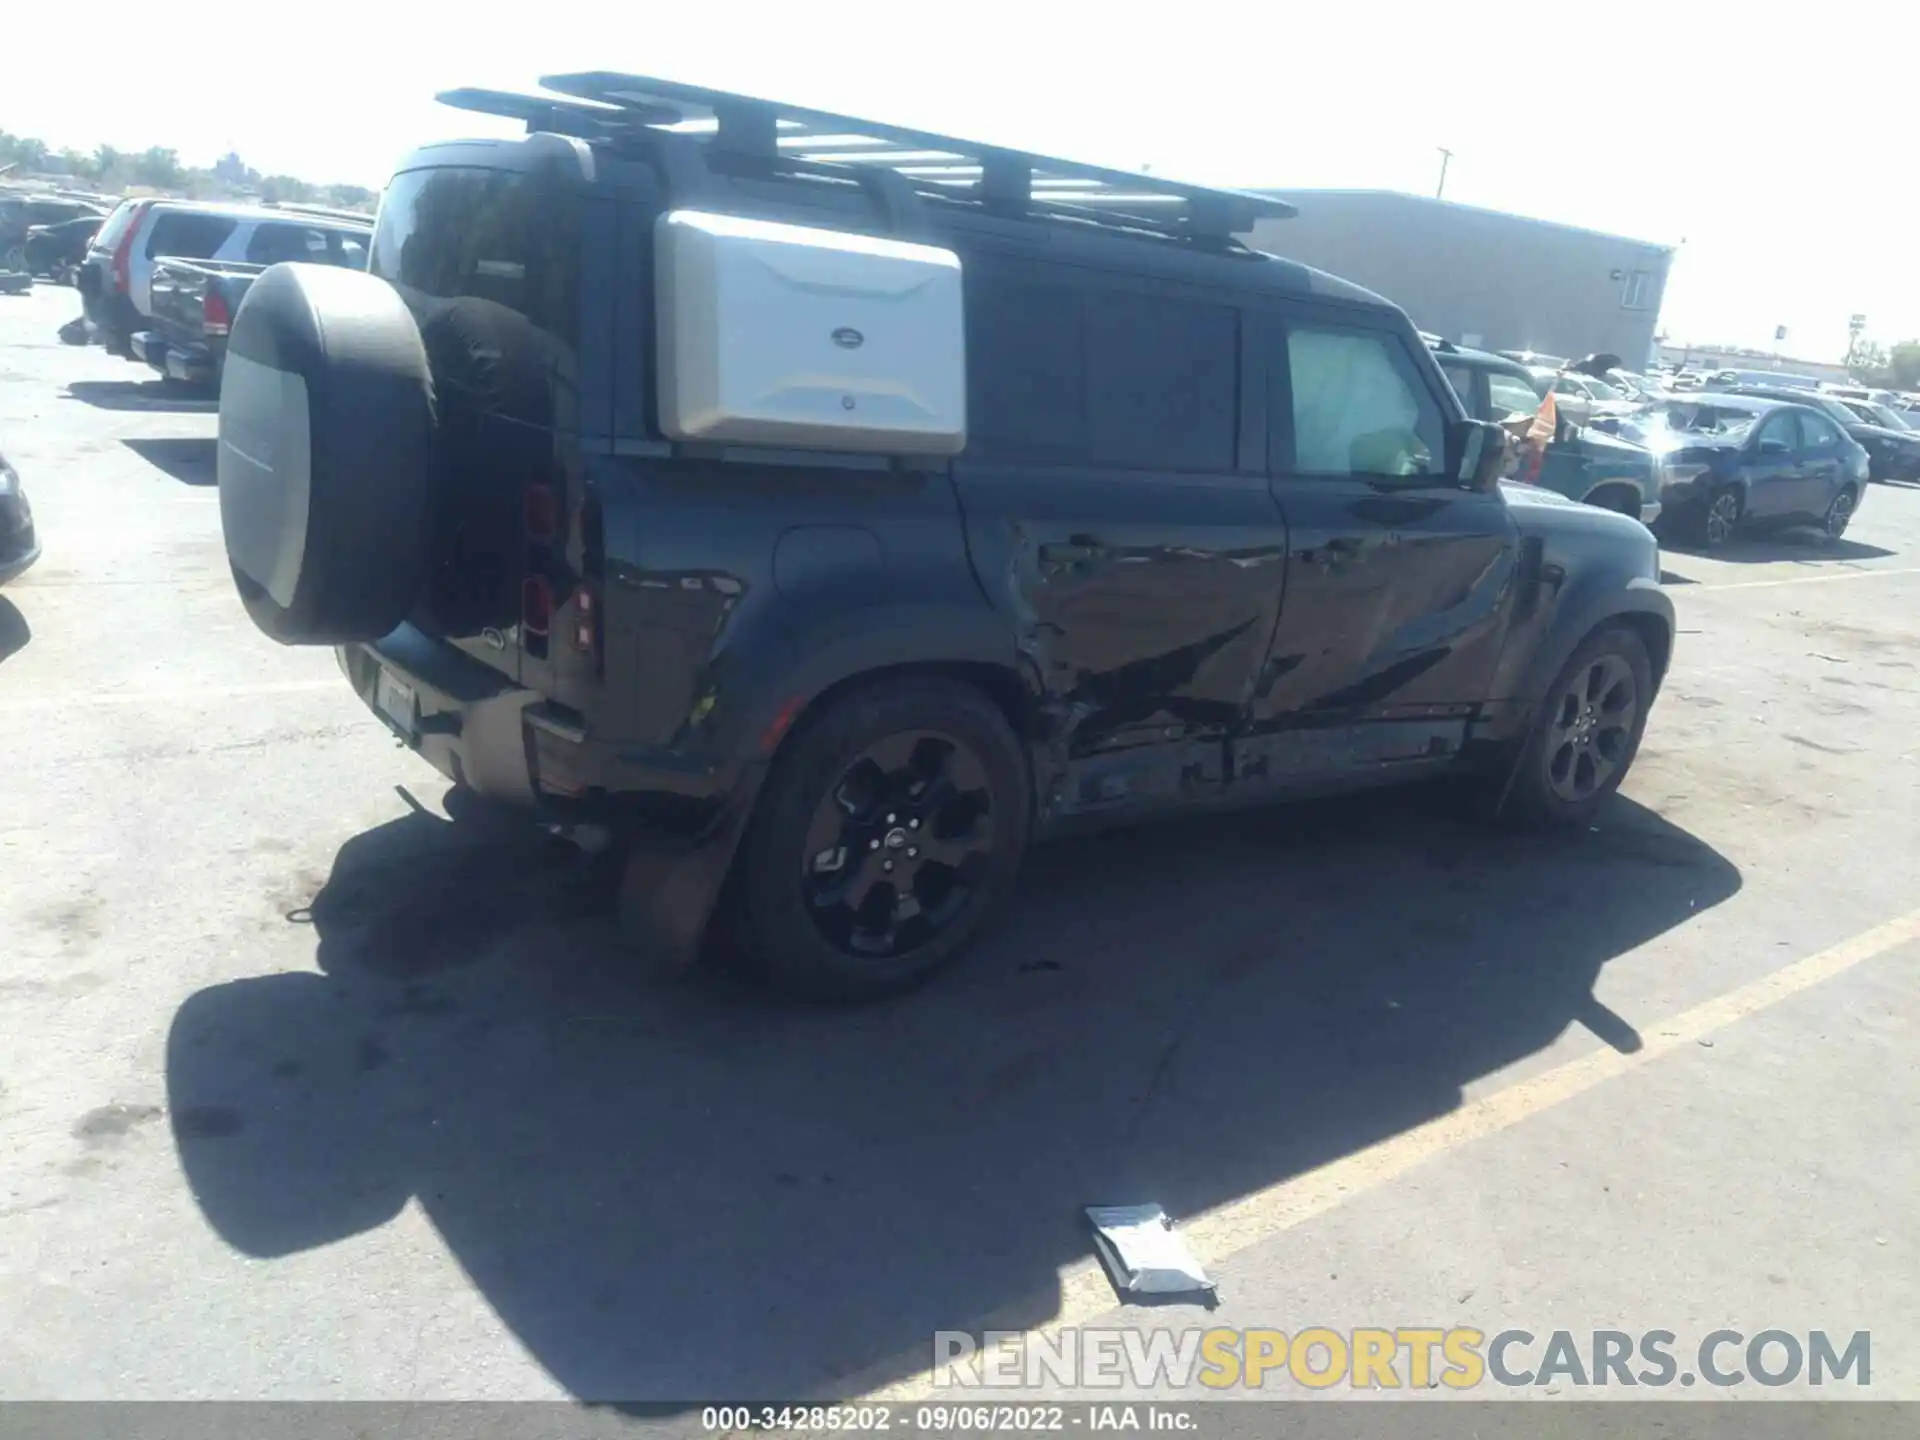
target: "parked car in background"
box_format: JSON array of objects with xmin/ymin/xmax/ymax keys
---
[
  {"xmin": 1822, "ymin": 384, "xmax": 1904, "ymax": 407},
  {"xmin": 1497, "ymin": 348, "xmax": 1568, "ymax": 370},
  {"xmin": 0, "ymin": 441, "xmax": 38, "ymax": 586},
  {"xmin": 1836, "ymin": 397, "xmax": 1917, "ymax": 434},
  {"xmin": 22, "ymin": 214, "xmax": 103, "ymax": 281},
  {"xmin": 1619, "ymin": 395, "xmax": 1868, "ymax": 549},
  {"xmin": 1530, "ymin": 367, "xmax": 1636, "ymax": 425},
  {"xmin": 1, "ymin": 193, "xmax": 108, "ymax": 272},
  {"xmin": 137, "ymin": 233, "xmax": 370, "ymax": 388},
  {"xmin": 1727, "ymin": 383, "xmax": 1920, "ymax": 481},
  {"xmin": 79, "ymin": 200, "xmax": 372, "ymax": 358},
  {"xmin": 1702, "ymin": 368, "xmax": 1822, "ymax": 392},
  {"xmin": 1433, "ymin": 342, "xmax": 1661, "ymax": 524}
]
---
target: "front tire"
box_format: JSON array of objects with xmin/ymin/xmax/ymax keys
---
[
  {"xmin": 1679, "ymin": 489, "xmax": 1741, "ymax": 551},
  {"xmin": 1502, "ymin": 626, "xmax": 1654, "ymax": 827},
  {"xmin": 729, "ymin": 678, "xmax": 1030, "ymax": 999}
]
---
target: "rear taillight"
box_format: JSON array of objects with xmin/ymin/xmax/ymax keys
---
[
  {"xmin": 203, "ymin": 287, "xmax": 231, "ymax": 337},
  {"xmin": 570, "ymin": 585, "xmax": 597, "ymax": 653},
  {"xmin": 110, "ymin": 202, "xmax": 148, "ymax": 293}
]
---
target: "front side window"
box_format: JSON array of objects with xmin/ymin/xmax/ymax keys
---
[
  {"xmin": 1755, "ymin": 413, "xmax": 1797, "ymax": 450},
  {"xmin": 1285, "ymin": 325, "xmax": 1442, "ymax": 479}
]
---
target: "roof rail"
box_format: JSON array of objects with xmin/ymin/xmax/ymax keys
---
[
  {"xmin": 264, "ymin": 201, "xmax": 374, "ymax": 224},
  {"xmin": 435, "ymin": 74, "xmax": 1295, "ymax": 243}
]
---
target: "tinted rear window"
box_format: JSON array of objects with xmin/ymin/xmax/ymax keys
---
[
  {"xmin": 145, "ymin": 211, "xmax": 238, "ymax": 260},
  {"xmin": 370, "ymin": 166, "xmax": 578, "ymax": 348},
  {"xmin": 966, "ymin": 271, "xmax": 1237, "ymax": 471}
]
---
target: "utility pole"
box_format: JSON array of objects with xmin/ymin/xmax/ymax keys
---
[{"xmin": 1435, "ymin": 148, "xmax": 1453, "ymax": 200}]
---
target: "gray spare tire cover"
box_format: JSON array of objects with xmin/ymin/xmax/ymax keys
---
[{"xmin": 218, "ymin": 263, "xmax": 433, "ymax": 644}]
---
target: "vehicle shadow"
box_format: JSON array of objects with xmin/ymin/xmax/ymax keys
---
[
  {"xmin": 1665, "ymin": 531, "xmax": 1895, "ymax": 564},
  {"xmin": 0, "ymin": 597, "xmax": 29, "ymax": 663},
  {"xmin": 123, "ymin": 437, "xmax": 216, "ymax": 486},
  {"xmin": 63, "ymin": 379, "xmax": 216, "ymax": 414},
  {"xmin": 166, "ymin": 783, "xmax": 1740, "ymax": 1404}
]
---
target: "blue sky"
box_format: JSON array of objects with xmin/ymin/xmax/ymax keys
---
[{"xmin": 7, "ymin": 1, "xmax": 1915, "ymax": 359}]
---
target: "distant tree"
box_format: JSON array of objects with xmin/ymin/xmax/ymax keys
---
[
  {"xmin": 1847, "ymin": 339, "xmax": 1889, "ymax": 381},
  {"xmin": 323, "ymin": 183, "xmax": 377, "ymax": 211},
  {"xmin": 1887, "ymin": 342, "xmax": 1920, "ymax": 392},
  {"xmin": 0, "ymin": 131, "xmax": 49, "ymax": 169},
  {"xmin": 260, "ymin": 174, "xmax": 317, "ymax": 204},
  {"xmin": 132, "ymin": 146, "xmax": 186, "ymax": 189}
]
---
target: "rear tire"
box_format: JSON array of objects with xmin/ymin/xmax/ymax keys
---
[
  {"xmin": 1501, "ymin": 625, "xmax": 1654, "ymax": 828},
  {"xmin": 729, "ymin": 678, "xmax": 1030, "ymax": 1000},
  {"xmin": 1822, "ymin": 486, "xmax": 1857, "ymax": 542}
]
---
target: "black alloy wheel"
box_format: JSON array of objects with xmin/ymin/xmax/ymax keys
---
[
  {"xmin": 801, "ymin": 730, "xmax": 996, "ymax": 958},
  {"xmin": 725, "ymin": 677, "xmax": 1030, "ymax": 999},
  {"xmin": 1542, "ymin": 650, "xmax": 1640, "ymax": 806}
]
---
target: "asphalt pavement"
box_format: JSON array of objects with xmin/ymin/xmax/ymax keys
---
[{"xmin": 2, "ymin": 281, "xmax": 1918, "ymax": 1407}]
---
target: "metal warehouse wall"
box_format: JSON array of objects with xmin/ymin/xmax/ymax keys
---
[{"xmin": 1242, "ymin": 191, "xmax": 1673, "ymax": 367}]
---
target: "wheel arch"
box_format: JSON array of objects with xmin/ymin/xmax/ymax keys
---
[
  {"xmin": 1580, "ymin": 480, "xmax": 1644, "ymax": 517},
  {"xmin": 1518, "ymin": 576, "xmax": 1675, "ymax": 710}
]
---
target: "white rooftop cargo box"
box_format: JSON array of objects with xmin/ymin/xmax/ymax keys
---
[{"xmin": 654, "ymin": 210, "xmax": 966, "ymax": 455}]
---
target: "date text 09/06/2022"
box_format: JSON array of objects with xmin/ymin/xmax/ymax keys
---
[{"xmin": 702, "ymin": 1405, "xmax": 1194, "ymax": 1431}]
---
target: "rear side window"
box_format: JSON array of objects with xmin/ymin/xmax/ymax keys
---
[
  {"xmin": 145, "ymin": 212, "xmax": 238, "ymax": 260},
  {"xmin": 370, "ymin": 165, "xmax": 579, "ymax": 348},
  {"xmin": 246, "ymin": 224, "xmax": 371, "ymax": 268},
  {"xmin": 967, "ymin": 273, "xmax": 1237, "ymax": 471},
  {"xmin": 1284, "ymin": 325, "xmax": 1443, "ymax": 479}
]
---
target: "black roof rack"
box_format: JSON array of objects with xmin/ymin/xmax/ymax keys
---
[{"xmin": 434, "ymin": 74, "xmax": 1295, "ymax": 242}]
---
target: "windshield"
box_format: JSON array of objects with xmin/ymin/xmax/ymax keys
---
[
  {"xmin": 1850, "ymin": 401, "xmax": 1910, "ymax": 430},
  {"xmin": 1647, "ymin": 401, "xmax": 1760, "ymax": 441}
]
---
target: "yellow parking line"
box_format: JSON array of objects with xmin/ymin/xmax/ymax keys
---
[
  {"xmin": 853, "ymin": 906, "xmax": 1920, "ymax": 1401},
  {"xmin": 1687, "ymin": 565, "xmax": 1920, "ymax": 592}
]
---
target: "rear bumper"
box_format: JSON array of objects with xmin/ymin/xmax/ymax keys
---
[
  {"xmin": 337, "ymin": 624, "xmax": 764, "ymax": 971},
  {"xmin": 133, "ymin": 330, "xmax": 218, "ymax": 386}
]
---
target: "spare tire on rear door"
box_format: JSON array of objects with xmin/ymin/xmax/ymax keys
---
[{"xmin": 218, "ymin": 263, "xmax": 434, "ymax": 645}]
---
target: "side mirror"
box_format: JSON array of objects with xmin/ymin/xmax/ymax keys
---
[
  {"xmin": 1450, "ymin": 418, "xmax": 1511, "ymax": 491},
  {"xmin": 1758, "ymin": 437, "xmax": 1790, "ymax": 456}
]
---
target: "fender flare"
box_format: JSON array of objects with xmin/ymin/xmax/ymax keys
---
[
  {"xmin": 1517, "ymin": 574, "xmax": 1674, "ymax": 710},
  {"xmin": 621, "ymin": 603, "xmax": 1036, "ymax": 977},
  {"xmin": 720, "ymin": 602, "xmax": 1035, "ymax": 765}
]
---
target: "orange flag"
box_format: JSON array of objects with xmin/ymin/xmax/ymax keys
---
[{"xmin": 1518, "ymin": 388, "xmax": 1557, "ymax": 484}]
